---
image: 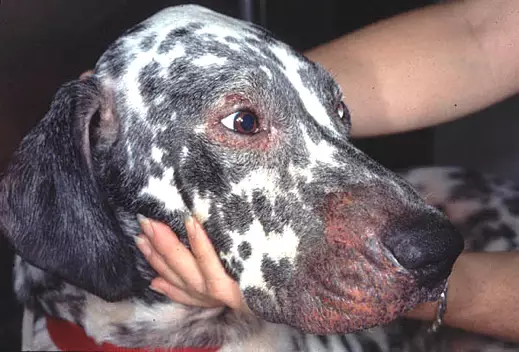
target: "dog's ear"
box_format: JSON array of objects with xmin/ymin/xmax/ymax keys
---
[{"xmin": 0, "ymin": 78, "xmax": 136, "ymax": 302}]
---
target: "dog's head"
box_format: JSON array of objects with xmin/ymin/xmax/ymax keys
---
[{"xmin": 0, "ymin": 5, "xmax": 463, "ymax": 334}]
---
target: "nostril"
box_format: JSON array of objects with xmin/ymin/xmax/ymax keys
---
[
  {"xmin": 387, "ymin": 231, "xmax": 455, "ymax": 269},
  {"xmin": 383, "ymin": 214, "xmax": 464, "ymax": 272}
]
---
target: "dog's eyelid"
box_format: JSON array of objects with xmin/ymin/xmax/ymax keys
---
[{"xmin": 220, "ymin": 110, "xmax": 261, "ymax": 135}]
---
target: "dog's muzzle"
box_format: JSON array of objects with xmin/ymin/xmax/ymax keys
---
[{"xmin": 247, "ymin": 190, "xmax": 463, "ymax": 334}]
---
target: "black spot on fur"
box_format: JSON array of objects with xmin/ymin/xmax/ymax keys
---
[
  {"xmin": 491, "ymin": 177, "xmax": 506, "ymax": 187},
  {"xmin": 180, "ymin": 138, "xmax": 231, "ymax": 197},
  {"xmin": 139, "ymin": 33, "xmax": 157, "ymax": 51},
  {"xmin": 472, "ymin": 224, "xmax": 517, "ymax": 251},
  {"xmin": 244, "ymin": 36, "xmax": 261, "ymax": 45},
  {"xmin": 464, "ymin": 208, "xmax": 500, "ymax": 230},
  {"xmin": 116, "ymin": 324, "xmax": 132, "ymax": 336},
  {"xmin": 149, "ymin": 161, "xmax": 164, "ymax": 179},
  {"xmin": 503, "ymin": 197, "xmax": 519, "ymax": 215},
  {"xmin": 157, "ymin": 23, "xmax": 203, "ymax": 54},
  {"xmin": 220, "ymin": 257, "xmax": 241, "ymax": 282},
  {"xmin": 243, "ymin": 286, "xmax": 280, "ymax": 322},
  {"xmin": 317, "ymin": 335, "xmax": 329, "ymax": 347},
  {"xmin": 170, "ymin": 28, "xmax": 190, "ymax": 38},
  {"xmin": 261, "ymin": 255, "xmax": 293, "ymax": 289},
  {"xmin": 171, "ymin": 171, "xmax": 193, "ymax": 212},
  {"xmin": 448, "ymin": 170, "xmax": 492, "ymax": 201},
  {"xmin": 224, "ymin": 36, "xmax": 240, "ymax": 43},
  {"xmin": 252, "ymin": 190, "xmax": 283, "ymax": 234},
  {"xmin": 238, "ymin": 241, "xmax": 252, "ymax": 260},
  {"xmin": 157, "ymin": 31, "xmax": 179, "ymax": 54},
  {"xmin": 358, "ymin": 337, "xmax": 384, "ymax": 351},
  {"xmin": 99, "ymin": 40, "xmax": 130, "ymax": 78},
  {"xmin": 498, "ymin": 223, "xmax": 518, "ymax": 240},
  {"xmin": 204, "ymin": 213, "xmax": 233, "ymax": 256},
  {"xmin": 138, "ymin": 61, "xmax": 163, "ymax": 104},
  {"xmin": 221, "ymin": 194, "xmax": 253, "ymax": 234},
  {"xmin": 339, "ymin": 335, "xmax": 354, "ymax": 350},
  {"xmin": 291, "ymin": 334, "xmax": 304, "ymax": 351},
  {"xmin": 231, "ymin": 257, "xmax": 244, "ymax": 277}
]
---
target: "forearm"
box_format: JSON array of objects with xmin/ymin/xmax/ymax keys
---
[
  {"xmin": 306, "ymin": 0, "xmax": 519, "ymax": 137},
  {"xmin": 407, "ymin": 252, "xmax": 519, "ymax": 342}
]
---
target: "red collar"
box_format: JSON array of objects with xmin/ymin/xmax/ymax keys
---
[{"xmin": 46, "ymin": 315, "xmax": 220, "ymax": 352}]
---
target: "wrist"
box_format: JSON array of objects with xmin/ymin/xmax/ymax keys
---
[{"xmin": 405, "ymin": 298, "xmax": 439, "ymax": 321}]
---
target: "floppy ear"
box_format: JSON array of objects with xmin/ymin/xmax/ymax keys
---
[{"xmin": 0, "ymin": 78, "xmax": 136, "ymax": 302}]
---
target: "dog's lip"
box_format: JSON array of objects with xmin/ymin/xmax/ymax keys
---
[
  {"xmin": 416, "ymin": 277, "xmax": 448, "ymax": 302},
  {"xmin": 280, "ymin": 280, "xmax": 420, "ymax": 334},
  {"xmin": 270, "ymin": 258, "xmax": 426, "ymax": 334}
]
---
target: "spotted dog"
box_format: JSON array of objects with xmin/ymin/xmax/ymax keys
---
[{"xmin": 0, "ymin": 5, "xmax": 464, "ymax": 351}]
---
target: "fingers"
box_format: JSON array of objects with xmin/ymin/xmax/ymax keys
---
[
  {"xmin": 136, "ymin": 215, "xmax": 251, "ymax": 313},
  {"xmin": 138, "ymin": 216, "xmax": 206, "ymax": 293},
  {"xmin": 186, "ymin": 218, "xmax": 250, "ymax": 312},
  {"xmin": 186, "ymin": 217, "xmax": 229, "ymax": 284},
  {"xmin": 135, "ymin": 235, "xmax": 185, "ymax": 288}
]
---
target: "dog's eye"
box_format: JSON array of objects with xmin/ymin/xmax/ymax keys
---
[
  {"xmin": 221, "ymin": 111, "xmax": 260, "ymax": 134},
  {"xmin": 336, "ymin": 101, "xmax": 349, "ymax": 120}
]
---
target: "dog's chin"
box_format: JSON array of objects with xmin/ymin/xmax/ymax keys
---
[
  {"xmin": 244, "ymin": 254, "xmax": 448, "ymax": 334},
  {"xmin": 245, "ymin": 281, "xmax": 419, "ymax": 334},
  {"xmin": 248, "ymin": 280, "xmax": 446, "ymax": 334},
  {"xmin": 417, "ymin": 277, "xmax": 449, "ymax": 303}
]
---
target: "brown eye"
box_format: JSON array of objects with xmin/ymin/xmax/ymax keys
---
[
  {"xmin": 221, "ymin": 111, "xmax": 260, "ymax": 134},
  {"xmin": 336, "ymin": 101, "xmax": 349, "ymax": 120}
]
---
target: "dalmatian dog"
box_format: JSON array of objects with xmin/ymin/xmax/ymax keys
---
[{"xmin": 2, "ymin": 4, "xmax": 508, "ymax": 351}]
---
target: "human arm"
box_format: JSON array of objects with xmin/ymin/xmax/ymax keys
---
[
  {"xmin": 306, "ymin": 0, "xmax": 519, "ymax": 137},
  {"xmin": 407, "ymin": 251, "xmax": 519, "ymax": 342}
]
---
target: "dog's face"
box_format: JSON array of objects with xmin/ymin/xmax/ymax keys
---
[{"xmin": 0, "ymin": 5, "xmax": 463, "ymax": 334}]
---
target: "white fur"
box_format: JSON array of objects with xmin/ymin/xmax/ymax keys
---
[
  {"xmin": 270, "ymin": 45, "xmax": 337, "ymax": 134},
  {"xmin": 140, "ymin": 168, "xmax": 186, "ymax": 211}
]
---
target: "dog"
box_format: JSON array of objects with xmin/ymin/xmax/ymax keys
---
[{"xmin": 0, "ymin": 5, "xmax": 471, "ymax": 351}]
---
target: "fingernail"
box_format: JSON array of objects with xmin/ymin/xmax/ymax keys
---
[
  {"xmin": 185, "ymin": 216, "xmax": 196, "ymax": 239},
  {"xmin": 149, "ymin": 285, "xmax": 165, "ymax": 295},
  {"xmin": 192, "ymin": 218, "xmax": 202, "ymax": 239},
  {"xmin": 137, "ymin": 214, "xmax": 154, "ymax": 238},
  {"xmin": 135, "ymin": 235, "xmax": 151, "ymax": 256}
]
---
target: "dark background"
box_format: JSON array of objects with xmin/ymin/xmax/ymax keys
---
[{"xmin": 2, "ymin": 0, "xmax": 517, "ymax": 349}]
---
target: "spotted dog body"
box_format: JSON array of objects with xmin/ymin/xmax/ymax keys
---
[
  {"xmin": 404, "ymin": 167, "xmax": 519, "ymax": 253},
  {"xmin": 1, "ymin": 5, "xmax": 468, "ymax": 352}
]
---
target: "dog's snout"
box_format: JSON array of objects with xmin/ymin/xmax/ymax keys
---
[{"xmin": 383, "ymin": 214, "xmax": 464, "ymax": 286}]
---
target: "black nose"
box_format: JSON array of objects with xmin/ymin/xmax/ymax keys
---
[{"xmin": 383, "ymin": 213, "xmax": 464, "ymax": 287}]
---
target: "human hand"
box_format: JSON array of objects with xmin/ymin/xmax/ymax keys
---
[{"xmin": 136, "ymin": 216, "xmax": 251, "ymax": 314}]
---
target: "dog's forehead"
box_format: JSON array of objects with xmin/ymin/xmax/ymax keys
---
[
  {"xmin": 104, "ymin": 5, "xmax": 278, "ymax": 73},
  {"xmin": 95, "ymin": 5, "xmax": 343, "ymax": 136},
  {"xmin": 140, "ymin": 5, "xmax": 258, "ymax": 42}
]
